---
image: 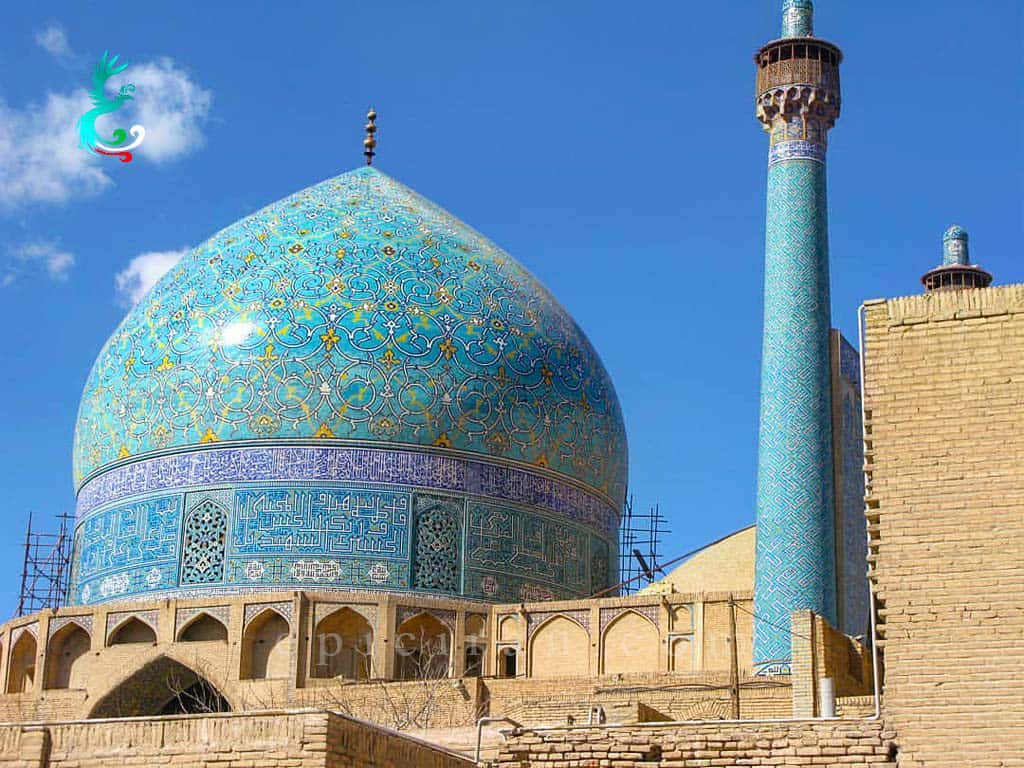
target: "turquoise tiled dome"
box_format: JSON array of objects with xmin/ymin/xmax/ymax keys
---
[{"xmin": 74, "ymin": 167, "xmax": 627, "ymax": 504}]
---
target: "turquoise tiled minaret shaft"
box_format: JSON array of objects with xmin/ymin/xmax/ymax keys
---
[{"xmin": 752, "ymin": 0, "xmax": 843, "ymax": 668}]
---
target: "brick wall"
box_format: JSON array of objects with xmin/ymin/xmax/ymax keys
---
[
  {"xmin": 0, "ymin": 710, "xmax": 474, "ymax": 768},
  {"xmin": 863, "ymin": 285, "xmax": 1024, "ymax": 767},
  {"xmin": 816, "ymin": 612, "xmax": 872, "ymax": 699},
  {"xmin": 327, "ymin": 713, "xmax": 475, "ymax": 767},
  {"xmin": 790, "ymin": 610, "xmax": 873, "ymax": 718},
  {"xmin": 296, "ymin": 676, "xmax": 485, "ymax": 730},
  {"xmin": 485, "ymin": 672, "xmax": 791, "ymax": 725},
  {"xmin": 494, "ymin": 720, "xmax": 896, "ymax": 767}
]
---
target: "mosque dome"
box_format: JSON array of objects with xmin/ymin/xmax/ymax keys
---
[{"xmin": 70, "ymin": 166, "xmax": 627, "ymax": 606}]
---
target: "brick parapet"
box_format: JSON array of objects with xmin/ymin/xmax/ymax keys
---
[
  {"xmin": 0, "ymin": 709, "xmax": 475, "ymax": 768},
  {"xmin": 495, "ymin": 719, "xmax": 895, "ymax": 767}
]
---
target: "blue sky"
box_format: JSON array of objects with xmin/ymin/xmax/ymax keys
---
[{"xmin": 0, "ymin": 1, "xmax": 1020, "ymax": 613}]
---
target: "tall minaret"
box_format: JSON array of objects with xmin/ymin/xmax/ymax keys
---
[{"xmin": 752, "ymin": 0, "xmax": 843, "ymax": 669}]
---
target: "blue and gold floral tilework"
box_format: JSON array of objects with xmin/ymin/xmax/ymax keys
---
[{"xmin": 74, "ymin": 166, "xmax": 627, "ymax": 505}]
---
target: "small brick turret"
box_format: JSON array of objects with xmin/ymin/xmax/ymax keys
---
[{"xmin": 921, "ymin": 225, "xmax": 993, "ymax": 292}]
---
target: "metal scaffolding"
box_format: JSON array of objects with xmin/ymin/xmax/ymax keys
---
[
  {"xmin": 16, "ymin": 512, "xmax": 73, "ymax": 617},
  {"xmin": 617, "ymin": 497, "xmax": 669, "ymax": 596}
]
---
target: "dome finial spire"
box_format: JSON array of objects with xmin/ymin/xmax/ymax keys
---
[
  {"xmin": 782, "ymin": 0, "xmax": 813, "ymax": 37},
  {"xmin": 363, "ymin": 108, "xmax": 377, "ymax": 166}
]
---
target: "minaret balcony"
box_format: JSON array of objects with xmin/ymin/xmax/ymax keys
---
[{"xmin": 755, "ymin": 37, "xmax": 842, "ymax": 97}]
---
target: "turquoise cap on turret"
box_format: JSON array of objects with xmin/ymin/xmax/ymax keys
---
[{"xmin": 942, "ymin": 225, "xmax": 969, "ymax": 266}]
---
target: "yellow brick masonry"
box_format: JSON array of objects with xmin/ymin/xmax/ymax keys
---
[
  {"xmin": 0, "ymin": 709, "xmax": 475, "ymax": 768},
  {"xmin": 863, "ymin": 284, "xmax": 1024, "ymax": 768},
  {"xmin": 494, "ymin": 720, "xmax": 896, "ymax": 767}
]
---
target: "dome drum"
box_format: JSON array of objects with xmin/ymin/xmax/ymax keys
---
[{"xmin": 69, "ymin": 443, "xmax": 618, "ymax": 605}]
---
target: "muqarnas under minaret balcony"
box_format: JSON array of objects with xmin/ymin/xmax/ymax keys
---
[{"xmin": 752, "ymin": 0, "xmax": 844, "ymax": 671}]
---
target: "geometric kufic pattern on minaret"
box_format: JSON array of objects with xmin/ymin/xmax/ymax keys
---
[{"xmin": 752, "ymin": 0, "xmax": 843, "ymax": 668}]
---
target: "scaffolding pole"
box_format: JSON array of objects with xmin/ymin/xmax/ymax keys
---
[{"xmin": 15, "ymin": 511, "xmax": 73, "ymax": 617}]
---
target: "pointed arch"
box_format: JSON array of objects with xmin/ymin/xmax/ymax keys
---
[
  {"xmin": 240, "ymin": 608, "xmax": 290, "ymax": 680},
  {"xmin": 45, "ymin": 622, "xmax": 91, "ymax": 689},
  {"xmin": 6, "ymin": 630, "xmax": 37, "ymax": 693},
  {"xmin": 528, "ymin": 614, "xmax": 589, "ymax": 678},
  {"xmin": 395, "ymin": 612, "xmax": 450, "ymax": 680},
  {"xmin": 177, "ymin": 612, "xmax": 228, "ymax": 642},
  {"xmin": 601, "ymin": 609, "xmax": 659, "ymax": 675},
  {"xmin": 108, "ymin": 617, "xmax": 157, "ymax": 645},
  {"xmin": 89, "ymin": 655, "xmax": 232, "ymax": 718},
  {"xmin": 311, "ymin": 607, "xmax": 373, "ymax": 680}
]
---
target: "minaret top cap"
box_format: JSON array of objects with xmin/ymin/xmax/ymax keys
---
[
  {"xmin": 943, "ymin": 225, "xmax": 969, "ymax": 266},
  {"xmin": 782, "ymin": 0, "xmax": 814, "ymax": 37}
]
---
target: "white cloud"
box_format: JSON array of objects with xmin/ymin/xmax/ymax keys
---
[
  {"xmin": 4, "ymin": 241, "xmax": 76, "ymax": 285},
  {"xmin": 112, "ymin": 58, "xmax": 212, "ymax": 163},
  {"xmin": 0, "ymin": 50, "xmax": 211, "ymax": 209},
  {"xmin": 115, "ymin": 247, "xmax": 189, "ymax": 305},
  {"xmin": 35, "ymin": 25, "xmax": 72, "ymax": 59},
  {"xmin": 0, "ymin": 89, "xmax": 114, "ymax": 208}
]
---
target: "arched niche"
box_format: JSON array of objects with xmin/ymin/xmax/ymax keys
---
[
  {"xmin": 311, "ymin": 607, "xmax": 373, "ymax": 680},
  {"xmin": 45, "ymin": 623, "xmax": 91, "ymax": 690},
  {"xmin": 395, "ymin": 612, "xmax": 450, "ymax": 680},
  {"xmin": 90, "ymin": 655, "xmax": 231, "ymax": 718},
  {"xmin": 671, "ymin": 604, "xmax": 692, "ymax": 631},
  {"xmin": 6, "ymin": 631, "xmax": 37, "ymax": 693},
  {"xmin": 177, "ymin": 613, "xmax": 228, "ymax": 643},
  {"xmin": 497, "ymin": 615, "xmax": 519, "ymax": 643},
  {"xmin": 529, "ymin": 615, "xmax": 589, "ymax": 679},
  {"xmin": 464, "ymin": 615, "xmax": 487, "ymax": 677},
  {"xmin": 671, "ymin": 635, "xmax": 694, "ymax": 673},
  {"xmin": 240, "ymin": 609, "xmax": 290, "ymax": 680},
  {"xmin": 109, "ymin": 617, "xmax": 157, "ymax": 646},
  {"xmin": 602, "ymin": 611, "xmax": 659, "ymax": 675}
]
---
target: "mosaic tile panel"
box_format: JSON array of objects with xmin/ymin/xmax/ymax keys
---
[
  {"xmin": 753, "ymin": 155, "xmax": 837, "ymax": 666},
  {"xmin": 232, "ymin": 487, "xmax": 409, "ymax": 558},
  {"xmin": 181, "ymin": 497, "xmax": 228, "ymax": 584},
  {"xmin": 464, "ymin": 500, "xmax": 597, "ymax": 602},
  {"xmin": 313, "ymin": 602, "xmax": 378, "ymax": 628},
  {"xmin": 73, "ymin": 167, "xmax": 627, "ymax": 506},
  {"xmin": 396, "ymin": 606, "xmax": 456, "ymax": 633},
  {"xmin": 47, "ymin": 615, "xmax": 93, "ymax": 640},
  {"xmin": 106, "ymin": 610, "xmax": 158, "ymax": 640},
  {"xmin": 72, "ymin": 495, "xmax": 182, "ymax": 605},
  {"xmin": 10, "ymin": 623, "xmax": 38, "ymax": 645},
  {"xmin": 599, "ymin": 605, "xmax": 659, "ymax": 634},
  {"xmin": 174, "ymin": 605, "xmax": 230, "ymax": 636},
  {"xmin": 526, "ymin": 610, "xmax": 590, "ymax": 640},
  {"xmin": 244, "ymin": 601, "xmax": 292, "ymax": 628},
  {"xmin": 225, "ymin": 553, "xmax": 409, "ymax": 592},
  {"xmin": 411, "ymin": 492, "xmax": 463, "ymax": 593}
]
